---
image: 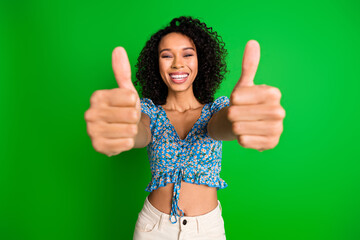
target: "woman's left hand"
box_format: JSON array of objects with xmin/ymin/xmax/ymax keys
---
[{"xmin": 228, "ymin": 40, "xmax": 286, "ymax": 152}]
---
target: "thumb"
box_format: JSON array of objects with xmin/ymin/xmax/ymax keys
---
[
  {"xmin": 112, "ymin": 47, "xmax": 137, "ymax": 92},
  {"xmin": 234, "ymin": 40, "xmax": 260, "ymax": 88}
]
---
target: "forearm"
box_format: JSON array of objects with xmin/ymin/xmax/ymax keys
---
[
  {"xmin": 207, "ymin": 106, "xmax": 237, "ymax": 141},
  {"xmin": 133, "ymin": 113, "xmax": 151, "ymax": 148}
]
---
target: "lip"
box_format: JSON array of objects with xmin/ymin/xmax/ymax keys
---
[
  {"xmin": 169, "ymin": 72, "xmax": 189, "ymax": 84},
  {"xmin": 169, "ymin": 72, "xmax": 189, "ymax": 76}
]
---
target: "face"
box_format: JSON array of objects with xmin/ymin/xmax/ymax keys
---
[{"xmin": 158, "ymin": 32, "xmax": 198, "ymax": 94}]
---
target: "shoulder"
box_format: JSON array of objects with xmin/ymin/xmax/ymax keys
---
[
  {"xmin": 140, "ymin": 97, "xmax": 156, "ymax": 107},
  {"xmin": 209, "ymin": 96, "xmax": 230, "ymax": 115},
  {"xmin": 140, "ymin": 98, "xmax": 158, "ymax": 117}
]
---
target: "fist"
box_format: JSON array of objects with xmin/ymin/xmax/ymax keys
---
[
  {"xmin": 84, "ymin": 47, "xmax": 141, "ymax": 157},
  {"xmin": 228, "ymin": 40, "xmax": 285, "ymax": 151}
]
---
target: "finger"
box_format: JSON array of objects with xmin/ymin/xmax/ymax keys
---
[
  {"xmin": 89, "ymin": 90, "xmax": 109, "ymax": 108},
  {"xmin": 232, "ymin": 120, "xmax": 283, "ymax": 136},
  {"xmin": 228, "ymin": 105, "xmax": 285, "ymax": 121},
  {"xmin": 237, "ymin": 135, "xmax": 279, "ymax": 151},
  {"xmin": 93, "ymin": 137, "xmax": 134, "ymax": 154},
  {"xmin": 234, "ymin": 40, "xmax": 260, "ymax": 88},
  {"xmin": 112, "ymin": 47, "xmax": 136, "ymax": 91},
  {"xmin": 89, "ymin": 89, "xmax": 137, "ymax": 108},
  {"xmin": 88, "ymin": 122, "xmax": 138, "ymax": 139},
  {"xmin": 230, "ymin": 85, "xmax": 281, "ymax": 105},
  {"xmin": 86, "ymin": 107, "xmax": 140, "ymax": 124},
  {"xmin": 106, "ymin": 88, "xmax": 137, "ymax": 107}
]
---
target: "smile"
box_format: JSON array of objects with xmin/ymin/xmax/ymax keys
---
[{"xmin": 169, "ymin": 73, "xmax": 189, "ymax": 84}]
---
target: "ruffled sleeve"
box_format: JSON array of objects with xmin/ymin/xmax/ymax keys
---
[
  {"xmin": 210, "ymin": 96, "xmax": 230, "ymax": 116},
  {"xmin": 140, "ymin": 98, "xmax": 157, "ymax": 133}
]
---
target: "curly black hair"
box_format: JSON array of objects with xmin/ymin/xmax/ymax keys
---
[{"xmin": 135, "ymin": 16, "xmax": 228, "ymax": 105}]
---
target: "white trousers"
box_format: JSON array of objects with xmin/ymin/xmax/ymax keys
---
[{"xmin": 133, "ymin": 196, "xmax": 226, "ymax": 240}]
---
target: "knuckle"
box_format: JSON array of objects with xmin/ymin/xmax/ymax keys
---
[
  {"xmin": 128, "ymin": 124, "xmax": 138, "ymax": 136},
  {"xmin": 237, "ymin": 135, "xmax": 248, "ymax": 147},
  {"xmin": 230, "ymin": 90, "xmax": 240, "ymax": 104},
  {"xmin": 90, "ymin": 90, "xmax": 104, "ymax": 105},
  {"xmin": 86, "ymin": 123, "xmax": 96, "ymax": 137},
  {"xmin": 84, "ymin": 109, "xmax": 96, "ymax": 121},
  {"xmin": 269, "ymin": 106, "xmax": 285, "ymax": 119},
  {"xmin": 232, "ymin": 122, "xmax": 241, "ymax": 135},
  {"xmin": 275, "ymin": 106, "xmax": 286, "ymax": 119},
  {"xmin": 227, "ymin": 107, "xmax": 235, "ymax": 122},
  {"xmin": 84, "ymin": 109, "xmax": 91, "ymax": 121},
  {"xmin": 268, "ymin": 136, "xmax": 280, "ymax": 149},
  {"xmin": 92, "ymin": 138, "xmax": 104, "ymax": 153},
  {"xmin": 243, "ymin": 62, "xmax": 256, "ymax": 72},
  {"xmin": 123, "ymin": 138, "xmax": 134, "ymax": 150},
  {"xmin": 268, "ymin": 87, "xmax": 282, "ymax": 99},
  {"xmin": 269, "ymin": 87, "xmax": 281, "ymax": 99},
  {"xmin": 281, "ymin": 107, "xmax": 286, "ymax": 119},
  {"xmin": 129, "ymin": 109, "xmax": 139, "ymax": 122},
  {"xmin": 127, "ymin": 91, "xmax": 137, "ymax": 105}
]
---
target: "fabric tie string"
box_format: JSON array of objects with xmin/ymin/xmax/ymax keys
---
[{"xmin": 170, "ymin": 169, "xmax": 184, "ymax": 224}]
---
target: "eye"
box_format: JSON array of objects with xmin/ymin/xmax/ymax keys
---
[
  {"xmin": 161, "ymin": 55, "xmax": 172, "ymax": 58},
  {"xmin": 184, "ymin": 54, "xmax": 193, "ymax": 57}
]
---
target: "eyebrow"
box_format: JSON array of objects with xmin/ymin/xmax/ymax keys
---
[{"xmin": 159, "ymin": 47, "xmax": 195, "ymax": 53}]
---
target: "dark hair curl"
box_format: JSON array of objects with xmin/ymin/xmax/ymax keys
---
[{"xmin": 135, "ymin": 16, "xmax": 228, "ymax": 105}]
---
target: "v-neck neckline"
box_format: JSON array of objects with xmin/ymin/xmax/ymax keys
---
[{"xmin": 159, "ymin": 104, "xmax": 208, "ymax": 141}]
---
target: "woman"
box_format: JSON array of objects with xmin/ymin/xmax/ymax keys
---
[{"xmin": 84, "ymin": 16, "xmax": 285, "ymax": 240}]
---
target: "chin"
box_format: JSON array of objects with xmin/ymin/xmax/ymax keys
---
[
  {"xmin": 169, "ymin": 86, "xmax": 190, "ymax": 93},
  {"xmin": 170, "ymin": 82, "xmax": 194, "ymax": 91}
]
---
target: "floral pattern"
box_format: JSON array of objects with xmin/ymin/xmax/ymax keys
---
[{"xmin": 140, "ymin": 96, "xmax": 230, "ymax": 224}]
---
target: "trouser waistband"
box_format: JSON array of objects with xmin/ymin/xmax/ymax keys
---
[{"xmin": 143, "ymin": 196, "xmax": 223, "ymax": 233}]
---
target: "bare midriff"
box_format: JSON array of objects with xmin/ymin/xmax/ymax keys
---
[{"xmin": 147, "ymin": 181, "xmax": 218, "ymax": 216}]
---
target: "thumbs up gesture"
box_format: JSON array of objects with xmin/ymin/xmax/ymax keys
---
[
  {"xmin": 228, "ymin": 40, "xmax": 285, "ymax": 151},
  {"xmin": 84, "ymin": 47, "xmax": 141, "ymax": 157}
]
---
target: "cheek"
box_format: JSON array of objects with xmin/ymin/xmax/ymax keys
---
[
  {"xmin": 190, "ymin": 60, "xmax": 198, "ymax": 74},
  {"xmin": 158, "ymin": 61, "xmax": 167, "ymax": 77},
  {"xmin": 158, "ymin": 61, "xmax": 171, "ymax": 84}
]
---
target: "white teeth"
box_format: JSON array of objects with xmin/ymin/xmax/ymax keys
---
[{"xmin": 170, "ymin": 74, "xmax": 189, "ymax": 79}]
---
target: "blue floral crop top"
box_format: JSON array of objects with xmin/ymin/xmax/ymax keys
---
[{"xmin": 140, "ymin": 96, "xmax": 230, "ymax": 224}]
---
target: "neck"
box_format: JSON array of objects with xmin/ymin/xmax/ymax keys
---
[{"xmin": 163, "ymin": 87, "xmax": 202, "ymax": 112}]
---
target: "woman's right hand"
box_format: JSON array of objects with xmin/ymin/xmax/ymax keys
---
[{"xmin": 84, "ymin": 47, "xmax": 142, "ymax": 157}]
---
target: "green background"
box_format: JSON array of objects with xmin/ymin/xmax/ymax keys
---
[{"xmin": 1, "ymin": 0, "xmax": 359, "ymax": 239}]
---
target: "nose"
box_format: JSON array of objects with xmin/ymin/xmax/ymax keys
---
[{"xmin": 171, "ymin": 56, "xmax": 184, "ymax": 69}]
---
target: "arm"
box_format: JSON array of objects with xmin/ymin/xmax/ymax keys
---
[
  {"xmin": 133, "ymin": 112, "xmax": 152, "ymax": 148},
  {"xmin": 207, "ymin": 106, "xmax": 236, "ymax": 141},
  {"xmin": 207, "ymin": 40, "xmax": 285, "ymax": 151},
  {"xmin": 207, "ymin": 89, "xmax": 284, "ymax": 151}
]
